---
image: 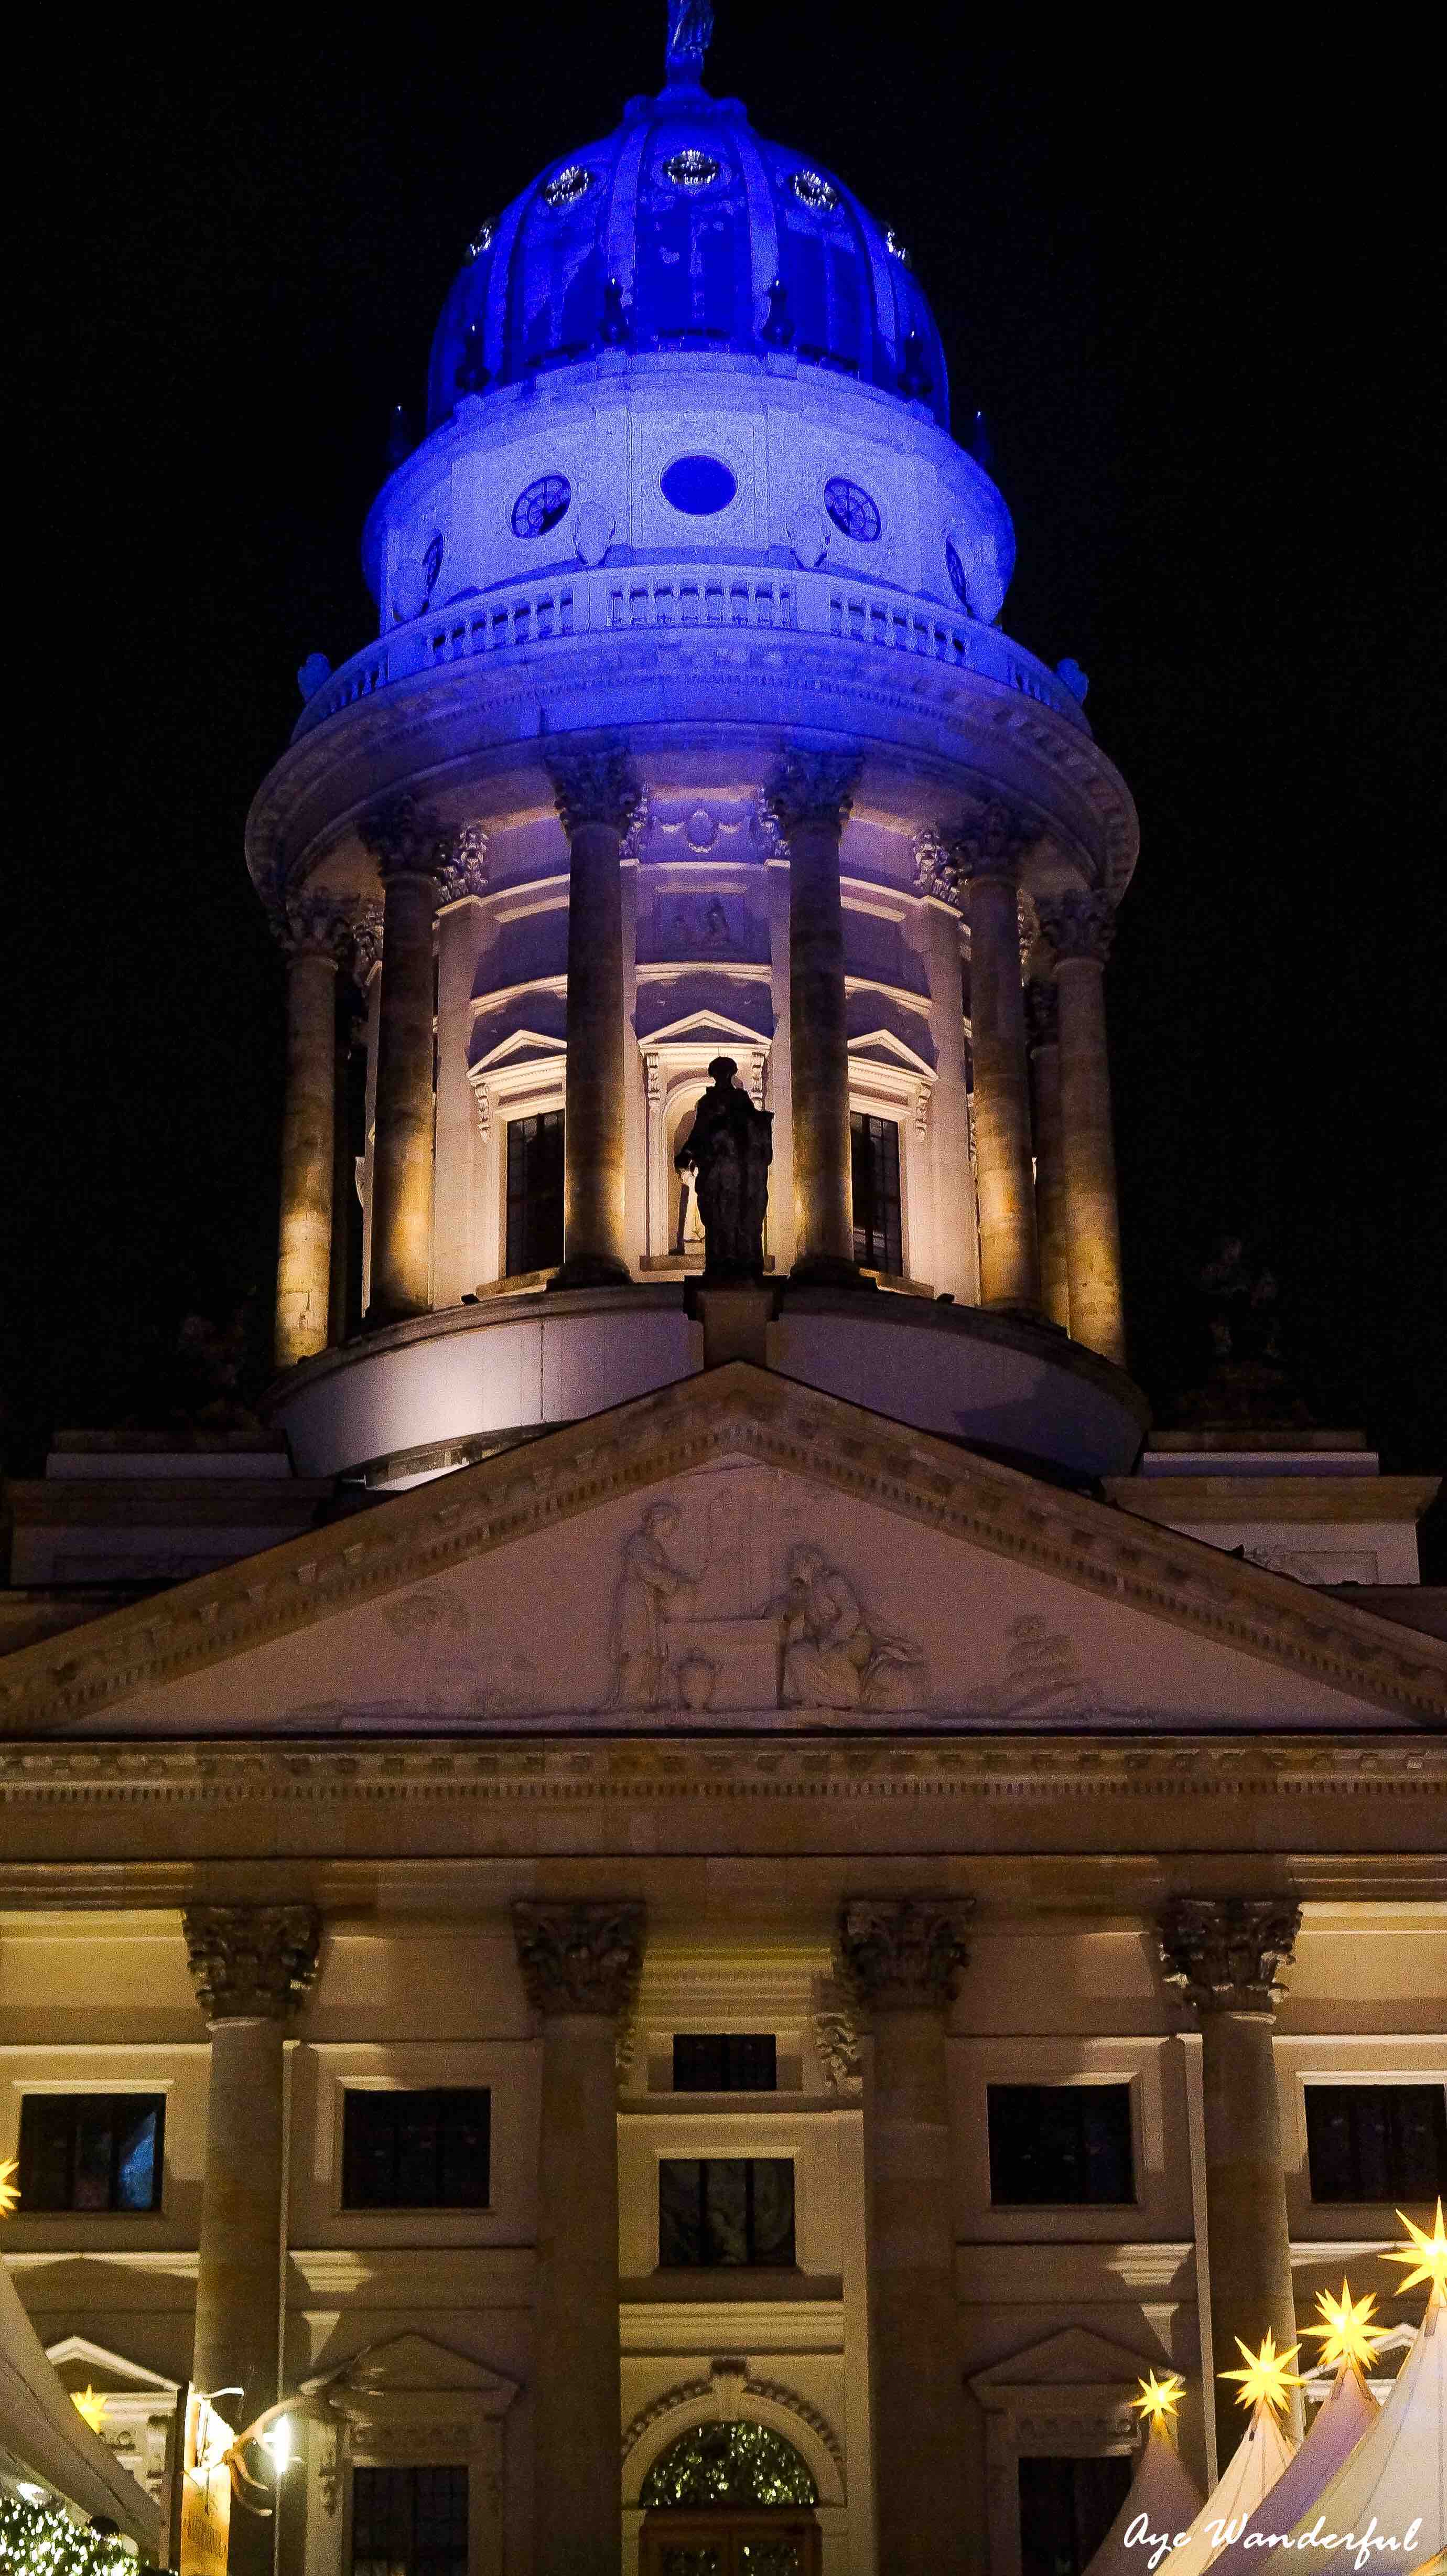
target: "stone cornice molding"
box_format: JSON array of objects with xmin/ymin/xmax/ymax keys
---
[
  {"xmin": 839, "ymin": 1894, "xmax": 974, "ymax": 2008},
  {"xmin": 1, "ymin": 1367, "xmax": 1444, "ymax": 1729},
  {"xmin": 182, "ymin": 1901, "xmax": 321, "ymax": 2022},
  {"xmin": 1035, "ymin": 887, "xmax": 1117, "ymax": 967},
  {"xmin": 1157, "ymin": 1893, "xmax": 1302, "ymax": 2016},
  {"xmin": 511, "ymin": 1897, "xmax": 644, "ymax": 2017},
  {"xmin": 764, "ymin": 749, "xmax": 865, "ymax": 838},
  {"xmin": 358, "ymin": 793, "xmax": 447, "ymax": 886},
  {"xmin": 545, "ymin": 744, "xmax": 643, "ymax": 840},
  {"xmin": 434, "ymin": 822, "xmax": 489, "ymax": 907}
]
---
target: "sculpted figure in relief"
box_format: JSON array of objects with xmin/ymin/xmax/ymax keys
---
[
  {"xmin": 778, "ymin": 1545, "xmax": 921, "ymax": 1710},
  {"xmin": 610, "ymin": 1502, "xmax": 695, "ymax": 1708}
]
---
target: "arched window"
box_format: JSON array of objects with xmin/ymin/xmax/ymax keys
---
[{"xmin": 640, "ymin": 2420, "xmax": 817, "ymax": 2509}]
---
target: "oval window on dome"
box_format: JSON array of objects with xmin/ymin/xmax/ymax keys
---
[
  {"xmin": 824, "ymin": 478, "xmax": 881, "ymax": 542},
  {"xmin": 422, "ymin": 530, "xmax": 444, "ymax": 592},
  {"xmin": 511, "ymin": 475, "xmax": 571, "ymax": 539},
  {"xmin": 663, "ymin": 147, "xmax": 721, "ymax": 190},
  {"xmin": 541, "ymin": 163, "xmax": 594, "ymax": 208},
  {"xmin": 791, "ymin": 167, "xmax": 839, "ymax": 212},
  {"xmin": 660, "ymin": 454, "xmax": 738, "ymax": 516},
  {"xmin": 945, "ymin": 537, "xmax": 970, "ymax": 609}
]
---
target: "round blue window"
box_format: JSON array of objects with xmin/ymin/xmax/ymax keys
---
[
  {"xmin": 422, "ymin": 530, "xmax": 444, "ymax": 592},
  {"xmin": 945, "ymin": 537, "xmax": 970, "ymax": 608},
  {"xmin": 660, "ymin": 454, "xmax": 737, "ymax": 515},
  {"xmin": 511, "ymin": 475, "xmax": 571, "ymax": 539},
  {"xmin": 824, "ymin": 478, "xmax": 881, "ymax": 542}
]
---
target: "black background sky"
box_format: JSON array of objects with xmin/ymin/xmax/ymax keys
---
[{"xmin": 6, "ymin": 13, "xmax": 1443, "ymax": 1561}]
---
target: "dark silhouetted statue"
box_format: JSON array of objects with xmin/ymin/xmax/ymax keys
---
[{"xmin": 674, "ymin": 1057, "xmax": 773, "ymax": 1282}]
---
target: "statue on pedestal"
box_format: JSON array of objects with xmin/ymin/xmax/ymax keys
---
[{"xmin": 674, "ymin": 1057, "xmax": 773, "ymax": 1283}]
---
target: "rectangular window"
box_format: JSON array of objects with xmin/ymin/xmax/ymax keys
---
[
  {"xmin": 672, "ymin": 2034, "xmax": 778, "ymax": 2093},
  {"xmin": 505, "ymin": 1109, "xmax": 564, "ymax": 1275},
  {"xmin": 987, "ymin": 2084, "xmax": 1135, "ymax": 2207},
  {"xmin": 1305, "ymin": 2085, "xmax": 1447, "ymax": 2204},
  {"xmin": 1018, "ymin": 2455, "xmax": 1133, "ymax": 2576},
  {"xmin": 341, "ymin": 2089, "xmax": 491, "ymax": 2211},
  {"xmin": 658, "ymin": 2158, "xmax": 795, "ymax": 2267},
  {"xmin": 850, "ymin": 1111, "xmax": 903, "ymax": 1275},
  {"xmin": 351, "ymin": 2466, "xmax": 468, "ymax": 2576},
  {"xmin": 17, "ymin": 2094, "xmax": 165, "ymax": 2214}
]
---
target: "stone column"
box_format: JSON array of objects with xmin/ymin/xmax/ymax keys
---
[
  {"xmin": 328, "ymin": 970, "xmax": 365, "ymax": 1349},
  {"xmin": 1036, "ymin": 890, "xmax": 1126, "ymax": 1366},
  {"xmin": 1158, "ymin": 1897, "xmax": 1304, "ymax": 2467},
  {"xmin": 915, "ymin": 836, "xmax": 980, "ymax": 1304},
  {"xmin": 360, "ymin": 797, "xmax": 445, "ymax": 1325},
  {"xmin": 841, "ymin": 1896, "xmax": 975, "ymax": 2575},
  {"xmin": 184, "ymin": 1905, "xmax": 320, "ymax": 2576},
  {"xmin": 766, "ymin": 750, "xmax": 866, "ymax": 1286},
  {"xmin": 431, "ymin": 827, "xmax": 489, "ymax": 1308},
  {"xmin": 1026, "ymin": 979, "xmax": 1071, "ymax": 1331},
  {"xmin": 954, "ymin": 806, "xmax": 1041, "ymax": 1313},
  {"xmin": 763, "ymin": 847, "xmax": 797, "ymax": 1273},
  {"xmin": 272, "ymin": 897, "xmax": 351, "ymax": 1368},
  {"xmin": 512, "ymin": 1901, "xmax": 644, "ymax": 2576},
  {"xmin": 546, "ymin": 748, "xmax": 643, "ymax": 1289}
]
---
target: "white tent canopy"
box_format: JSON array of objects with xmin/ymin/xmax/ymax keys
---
[
  {"xmin": 1209, "ymin": 2356, "xmax": 1378, "ymax": 2575},
  {"xmin": 1083, "ymin": 2419, "xmax": 1203, "ymax": 2575},
  {"xmin": 1286, "ymin": 2284, "xmax": 1446, "ymax": 2575},
  {"xmin": 1153, "ymin": 2399, "xmax": 1297, "ymax": 2575},
  {"xmin": 0, "ymin": 2257, "xmax": 161, "ymax": 2551}
]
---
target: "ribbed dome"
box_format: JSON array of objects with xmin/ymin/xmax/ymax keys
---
[{"xmin": 426, "ymin": 77, "xmax": 949, "ymax": 433}]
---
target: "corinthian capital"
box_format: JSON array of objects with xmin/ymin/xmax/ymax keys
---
[
  {"xmin": 913, "ymin": 828, "xmax": 962, "ymax": 907},
  {"xmin": 435, "ymin": 821, "xmax": 489, "ymax": 906},
  {"xmin": 839, "ymin": 1895, "xmax": 974, "ymax": 2010},
  {"xmin": 182, "ymin": 1903, "xmax": 321, "ymax": 2023},
  {"xmin": 765, "ymin": 749, "xmax": 864, "ymax": 838},
  {"xmin": 358, "ymin": 792, "xmax": 447, "ymax": 884},
  {"xmin": 945, "ymin": 799, "xmax": 1041, "ymax": 889},
  {"xmin": 546, "ymin": 745, "xmax": 643, "ymax": 840},
  {"xmin": 1034, "ymin": 888, "xmax": 1116, "ymax": 965},
  {"xmin": 1157, "ymin": 1895, "xmax": 1301, "ymax": 2017},
  {"xmin": 270, "ymin": 890, "xmax": 354, "ymax": 962},
  {"xmin": 350, "ymin": 899, "xmax": 384, "ymax": 985},
  {"xmin": 511, "ymin": 1899, "xmax": 645, "ymax": 2017}
]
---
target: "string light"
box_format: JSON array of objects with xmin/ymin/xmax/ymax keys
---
[
  {"xmin": 1221, "ymin": 2329, "xmax": 1307, "ymax": 2416},
  {"xmin": 0, "ymin": 2491, "xmax": 158, "ymax": 2576},
  {"xmin": 1385, "ymin": 2201, "xmax": 1447, "ymax": 2303},
  {"xmin": 1131, "ymin": 2371, "xmax": 1185, "ymax": 2428},
  {"xmin": 1305, "ymin": 2282, "xmax": 1388, "ymax": 2374}
]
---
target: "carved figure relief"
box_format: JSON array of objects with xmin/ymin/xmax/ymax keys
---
[
  {"xmin": 609, "ymin": 1504, "xmax": 696, "ymax": 1709},
  {"xmin": 779, "ymin": 1545, "xmax": 921, "ymax": 1710}
]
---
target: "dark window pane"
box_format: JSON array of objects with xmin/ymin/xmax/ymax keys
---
[
  {"xmin": 1019, "ymin": 2455, "xmax": 1133, "ymax": 2576},
  {"xmin": 505, "ymin": 1110, "xmax": 564, "ymax": 1275},
  {"xmin": 351, "ymin": 2467, "xmax": 467, "ymax": 2576},
  {"xmin": 17, "ymin": 2095, "xmax": 164, "ymax": 2214},
  {"xmin": 660, "ymin": 2159, "xmax": 705, "ymax": 2265},
  {"xmin": 749, "ymin": 2160, "xmax": 797, "ymax": 2263},
  {"xmin": 1305, "ymin": 2086, "xmax": 1447, "ymax": 2204},
  {"xmin": 850, "ymin": 1112, "xmax": 903, "ymax": 1274},
  {"xmin": 672, "ymin": 2034, "xmax": 777, "ymax": 2092},
  {"xmin": 341, "ymin": 2090, "xmax": 490, "ymax": 2210},
  {"xmin": 988, "ymin": 2085, "xmax": 1134, "ymax": 2207},
  {"xmin": 659, "ymin": 2159, "xmax": 795, "ymax": 2266}
]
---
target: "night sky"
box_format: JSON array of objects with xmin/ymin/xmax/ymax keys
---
[{"xmin": 7, "ymin": 16, "xmax": 1442, "ymax": 1564}]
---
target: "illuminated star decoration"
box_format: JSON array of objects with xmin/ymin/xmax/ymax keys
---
[
  {"xmin": 1385, "ymin": 2201, "xmax": 1447, "ymax": 2305},
  {"xmin": 1306, "ymin": 2282, "xmax": 1387, "ymax": 2374},
  {"xmin": 1221, "ymin": 2329, "xmax": 1307, "ymax": 2415},
  {"xmin": 71, "ymin": 2387, "xmax": 110, "ymax": 2435},
  {"xmin": 0, "ymin": 2156, "xmax": 19, "ymax": 2216},
  {"xmin": 1131, "ymin": 2371, "xmax": 1185, "ymax": 2429}
]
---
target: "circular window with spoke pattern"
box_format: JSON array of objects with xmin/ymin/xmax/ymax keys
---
[
  {"xmin": 511, "ymin": 475, "xmax": 571, "ymax": 539},
  {"xmin": 824, "ymin": 478, "xmax": 881, "ymax": 542}
]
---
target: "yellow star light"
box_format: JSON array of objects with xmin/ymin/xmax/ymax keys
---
[
  {"xmin": 1221, "ymin": 2329, "xmax": 1307, "ymax": 2416},
  {"xmin": 1306, "ymin": 2282, "xmax": 1388, "ymax": 2373},
  {"xmin": 1132, "ymin": 2371, "xmax": 1185, "ymax": 2428},
  {"xmin": 0, "ymin": 2158, "xmax": 19, "ymax": 2216},
  {"xmin": 72, "ymin": 2387, "xmax": 110, "ymax": 2435},
  {"xmin": 1385, "ymin": 2202, "xmax": 1447, "ymax": 2304}
]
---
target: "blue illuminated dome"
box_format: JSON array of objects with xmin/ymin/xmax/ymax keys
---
[{"xmin": 427, "ymin": 74, "xmax": 950, "ymax": 431}]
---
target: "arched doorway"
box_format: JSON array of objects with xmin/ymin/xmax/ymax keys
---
[{"xmin": 638, "ymin": 2420, "xmax": 822, "ymax": 2573}]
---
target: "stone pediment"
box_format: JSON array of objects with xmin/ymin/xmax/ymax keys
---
[
  {"xmin": 1, "ymin": 1365, "xmax": 1442, "ymax": 1735},
  {"xmin": 971, "ymin": 2326, "xmax": 1163, "ymax": 2403},
  {"xmin": 323, "ymin": 2332, "xmax": 519, "ymax": 2403},
  {"xmin": 46, "ymin": 2335, "xmax": 178, "ymax": 2393}
]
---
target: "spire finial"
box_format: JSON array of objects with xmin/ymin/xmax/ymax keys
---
[{"xmin": 665, "ymin": 0, "xmax": 714, "ymax": 87}]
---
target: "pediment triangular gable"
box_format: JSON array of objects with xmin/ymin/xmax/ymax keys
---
[
  {"xmin": 327, "ymin": 2332, "xmax": 519, "ymax": 2401},
  {"xmin": 1, "ymin": 1366, "xmax": 1442, "ymax": 1733},
  {"xmin": 971, "ymin": 2326, "xmax": 1161, "ymax": 2401}
]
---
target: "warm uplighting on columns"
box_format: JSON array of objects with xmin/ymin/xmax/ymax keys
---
[
  {"xmin": 1026, "ymin": 978, "xmax": 1071, "ymax": 1332},
  {"xmin": 1159, "ymin": 1896, "xmax": 1305, "ymax": 2468},
  {"xmin": 546, "ymin": 746, "xmax": 642, "ymax": 1289},
  {"xmin": 954, "ymin": 805, "xmax": 1042, "ymax": 1314},
  {"xmin": 271, "ymin": 895, "xmax": 351, "ymax": 1369},
  {"xmin": 184, "ymin": 1905, "xmax": 320, "ymax": 2576},
  {"xmin": 840, "ymin": 1896, "xmax": 977, "ymax": 2573},
  {"xmin": 766, "ymin": 748, "xmax": 865, "ymax": 1286},
  {"xmin": 360, "ymin": 798, "xmax": 447, "ymax": 1325},
  {"xmin": 512, "ymin": 1899, "xmax": 645, "ymax": 2576},
  {"xmin": 1036, "ymin": 888, "xmax": 1126, "ymax": 1367}
]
